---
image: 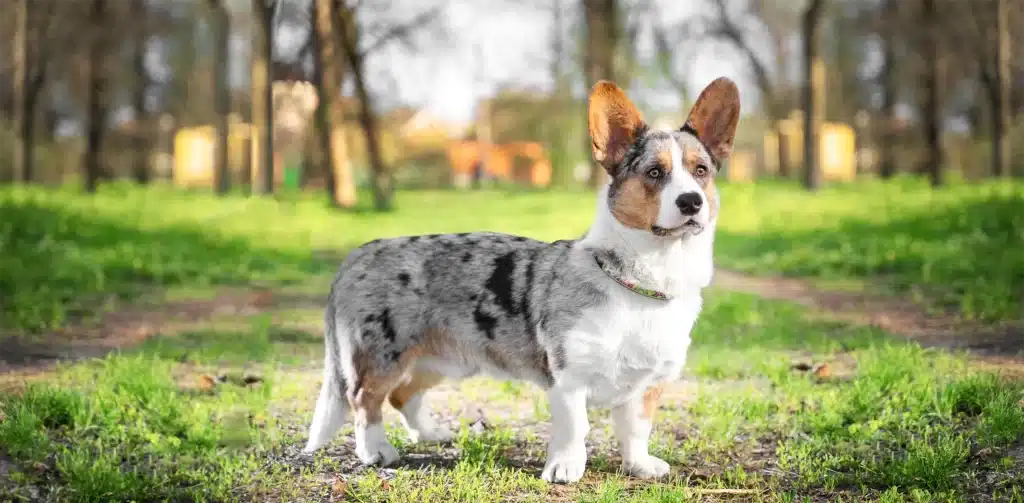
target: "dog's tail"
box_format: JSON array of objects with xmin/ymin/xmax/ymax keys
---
[{"xmin": 303, "ymin": 303, "xmax": 350, "ymax": 454}]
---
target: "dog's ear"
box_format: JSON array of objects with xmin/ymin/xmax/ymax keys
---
[
  {"xmin": 588, "ymin": 80, "xmax": 645, "ymax": 174},
  {"xmin": 683, "ymin": 77, "xmax": 741, "ymax": 162}
]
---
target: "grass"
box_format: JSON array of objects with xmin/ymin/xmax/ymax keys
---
[
  {"xmin": 1, "ymin": 177, "xmax": 1021, "ymax": 334},
  {"xmin": 715, "ymin": 176, "xmax": 1024, "ymax": 322},
  {"xmin": 1, "ymin": 179, "xmax": 1023, "ymax": 501},
  {"xmin": 2, "ymin": 289, "xmax": 1022, "ymax": 501}
]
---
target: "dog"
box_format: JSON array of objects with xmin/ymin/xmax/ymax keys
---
[{"xmin": 303, "ymin": 77, "xmax": 740, "ymax": 483}]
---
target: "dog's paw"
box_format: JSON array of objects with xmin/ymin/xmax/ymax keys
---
[
  {"xmin": 355, "ymin": 438, "xmax": 400, "ymax": 467},
  {"xmin": 621, "ymin": 455, "xmax": 671, "ymax": 479},
  {"xmin": 541, "ymin": 452, "xmax": 587, "ymax": 484},
  {"xmin": 409, "ymin": 426, "xmax": 456, "ymax": 444}
]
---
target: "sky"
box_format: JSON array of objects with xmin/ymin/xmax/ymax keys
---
[
  {"xmin": 110, "ymin": 0, "xmax": 764, "ymax": 134},
  {"xmin": 358, "ymin": 0, "xmax": 763, "ymax": 129}
]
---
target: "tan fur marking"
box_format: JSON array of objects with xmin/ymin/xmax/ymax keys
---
[
  {"xmin": 684, "ymin": 150, "xmax": 702, "ymax": 173},
  {"xmin": 704, "ymin": 177, "xmax": 718, "ymax": 220},
  {"xmin": 349, "ymin": 328, "xmax": 456, "ymax": 425},
  {"xmin": 656, "ymin": 148, "xmax": 674, "ymax": 175},
  {"xmin": 683, "ymin": 147, "xmax": 718, "ymax": 220},
  {"xmin": 642, "ymin": 385, "xmax": 664, "ymax": 419},
  {"xmin": 387, "ymin": 371, "xmax": 445, "ymax": 410},
  {"xmin": 610, "ymin": 176, "xmax": 660, "ymax": 230}
]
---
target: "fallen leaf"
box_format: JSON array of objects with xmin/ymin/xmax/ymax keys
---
[
  {"xmin": 331, "ymin": 477, "xmax": 348, "ymax": 499},
  {"xmin": 249, "ymin": 290, "xmax": 274, "ymax": 308},
  {"xmin": 813, "ymin": 363, "xmax": 831, "ymax": 378},
  {"xmin": 970, "ymin": 447, "xmax": 995, "ymax": 460},
  {"xmin": 380, "ymin": 479, "xmax": 391, "ymax": 491},
  {"xmin": 198, "ymin": 375, "xmax": 217, "ymax": 391}
]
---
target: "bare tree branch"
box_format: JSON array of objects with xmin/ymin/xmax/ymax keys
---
[{"xmin": 358, "ymin": 2, "xmax": 446, "ymax": 57}]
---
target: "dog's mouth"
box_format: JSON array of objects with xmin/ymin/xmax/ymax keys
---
[{"xmin": 651, "ymin": 219, "xmax": 704, "ymax": 237}]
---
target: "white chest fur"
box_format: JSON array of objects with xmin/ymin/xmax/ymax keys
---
[{"xmin": 556, "ymin": 288, "xmax": 701, "ymax": 408}]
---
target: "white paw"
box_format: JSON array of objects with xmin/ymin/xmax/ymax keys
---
[
  {"xmin": 354, "ymin": 425, "xmax": 401, "ymax": 467},
  {"xmin": 409, "ymin": 426, "xmax": 456, "ymax": 444},
  {"xmin": 621, "ymin": 455, "xmax": 671, "ymax": 479},
  {"xmin": 541, "ymin": 452, "xmax": 587, "ymax": 484},
  {"xmin": 355, "ymin": 438, "xmax": 400, "ymax": 466}
]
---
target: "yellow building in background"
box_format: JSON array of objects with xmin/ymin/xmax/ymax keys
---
[{"xmin": 762, "ymin": 111, "xmax": 857, "ymax": 182}]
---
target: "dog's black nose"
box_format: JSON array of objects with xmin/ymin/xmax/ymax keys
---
[{"xmin": 675, "ymin": 192, "xmax": 703, "ymax": 216}]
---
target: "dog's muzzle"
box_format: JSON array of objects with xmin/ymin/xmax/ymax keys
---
[{"xmin": 651, "ymin": 219, "xmax": 704, "ymax": 237}]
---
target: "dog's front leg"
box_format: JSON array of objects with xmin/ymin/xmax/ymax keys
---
[
  {"xmin": 541, "ymin": 386, "xmax": 589, "ymax": 483},
  {"xmin": 611, "ymin": 386, "xmax": 670, "ymax": 479}
]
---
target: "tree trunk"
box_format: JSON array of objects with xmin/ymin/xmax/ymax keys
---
[
  {"xmin": 583, "ymin": 0, "xmax": 618, "ymax": 188},
  {"xmin": 130, "ymin": 0, "xmax": 150, "ymax": 185},
  {"xmin": 920, "ymin": 0, "xmax": 944, "ymax": 187},
  {"xmin": 878, "ymin": 0, "xmax": 898, "ymax": 179},
  {"xmin": 801, "ymin": 0, "xmax": 825, "ymax": 191},
  {"xmin": 251, "ymin": 0, "xmax": 275, "ymax": 195},
  {"xmin": 993, "ymin": 0, "xmax": 1011, "ymax": 178},
  {"xmin": 83, "ymin": 0, "xmax": 109, "ymax": 193},
  {"xmin": 313, "ymin": 0, "xmax": 356, "ymax": 208},
  {"xmin": 209, "ymin": 0, "xmax": 231, "ymax": 194},
  {"xmin": 12, "ymin": 0, "xmax": 30, "ymax": 183},
  {"xmin": 338, "ymin": 2, "xmax": 391, "ymax": 211}
]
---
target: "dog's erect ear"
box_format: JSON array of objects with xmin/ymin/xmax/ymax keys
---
[
  {"xmin": 588, "ymin": 81, "xmax": 645, "ymax": 174},
  {"xmin": 684, "ymin": 77, "xmax": 741, "ymax": 162}
]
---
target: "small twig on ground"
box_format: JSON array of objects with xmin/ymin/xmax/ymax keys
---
[{"xmin": 686, "ymin": 488, "xmax": 758, "ymax": 495}]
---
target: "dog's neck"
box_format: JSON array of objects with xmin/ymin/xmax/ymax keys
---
[{"xmin": 578, "ymin": 184, "xmax": 716, "ymax": 297}]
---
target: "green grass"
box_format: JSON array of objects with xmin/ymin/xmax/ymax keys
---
[
  {"xmin": 2, "ymin": 288, "xmax": 1022, "ymax": 501},
  {"xmin": 715, "ymin": 176, "xmax": 1024, "ymax": 321},
  {"xmin": 1, "ymin": 179, "xmax": 1023, "ymax": 501},
  {"xmin": 1, "ymin": 177, "xmax": 1021, "ymax": 334}
]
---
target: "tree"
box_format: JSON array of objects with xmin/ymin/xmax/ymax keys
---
[
  {"xmin": 83, "ymin": 0, "xmax": 111, "ymax": 193},
  {"xmin": 312, "ymin": 0, "xmax": 356, "ymax": 208},
  {"xmin": 336, "ymin": 2, "xmax": 390, "ymax": 210},
  {"xmin": 10, "ymin": 0, "xmax": 58, "ymax": 184},
  {"xmin": 877, "ymin": 0, "xmax": 899, "ymax": 179},
  {"xmin": 920, "ymin": 0, "xmax": 944, "ymax": 187},
  {"xmin": 801, "ymin": 0, "xmax": 826, "ymax": 191},
  {"xmin": 994, "ymin": 0, "xmax": 1012, "ymax": 178},
  {"xmin": 208, "ymin": 0, "xmax": 231, "ymax": 194},
  {"xmin": 333, "ymin": 0, "xmax": 445, "ymax": 211},
  {"xmin": 582, "ymin": 0, "xmax": 621, "ymax": 188},
  {"xmin": 251, "ymin": 0, "xmax": 278, "ymax": 196},
  {"xmin": 11, "ymin": 0, "xmax": 30, "ymax": 183},
  {"xmin": 130, "ymin": 0, "xmax": 151, "ymax": 185},
  {"xmin": 685, "ymin": 0, "xmax": 800, "ymax": 178}
]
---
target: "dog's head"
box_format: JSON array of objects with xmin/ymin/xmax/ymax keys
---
[{"xmin": 588, "ymin": 77, "xmax": 740, "ymax": 238}]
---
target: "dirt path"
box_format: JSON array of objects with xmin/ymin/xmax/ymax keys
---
[
  {"xmin": 0, "ymin": 288, "xmax": 286, "ymax": 377},
  {"xmin": 713, "ymin": 270, "xmax": 1024, "ymax": 376},
  {"xmin": 2, "ymin": 270, "xmax": 1022, "ymax": 379}
]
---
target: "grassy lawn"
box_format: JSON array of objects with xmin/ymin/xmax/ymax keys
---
[
  {"xmin": 2, "ymin": 177, "xmax": 1021, "ymax": 334},
  {"xmin": 715, "ymin": 177, "xmax": 1024, "ymax": 322},
  {"xmin": 1, "ymin": 180, "xmax": 1023, "ymax": 502}
]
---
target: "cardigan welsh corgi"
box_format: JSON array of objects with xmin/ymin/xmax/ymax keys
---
[{"xmin": 303, "ymin": 77, "xmax": 740, "ymax": 483}]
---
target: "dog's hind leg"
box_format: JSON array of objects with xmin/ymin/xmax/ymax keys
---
[
  {"xmin": 388, "ymin": 370, "xmax": 454, "ymax": 444},
  {"xmin": 350, "ymin": 370, "xmax": 402, "ymax": 467}
]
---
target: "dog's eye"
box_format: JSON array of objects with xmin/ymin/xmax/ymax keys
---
[
  {"xmin": 646, "ymin": 167, "xmax": 662, "ymax": 179},
  {"xmin": 695, "ymin": 164, "xmax": 709, "ymax": 177}
]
